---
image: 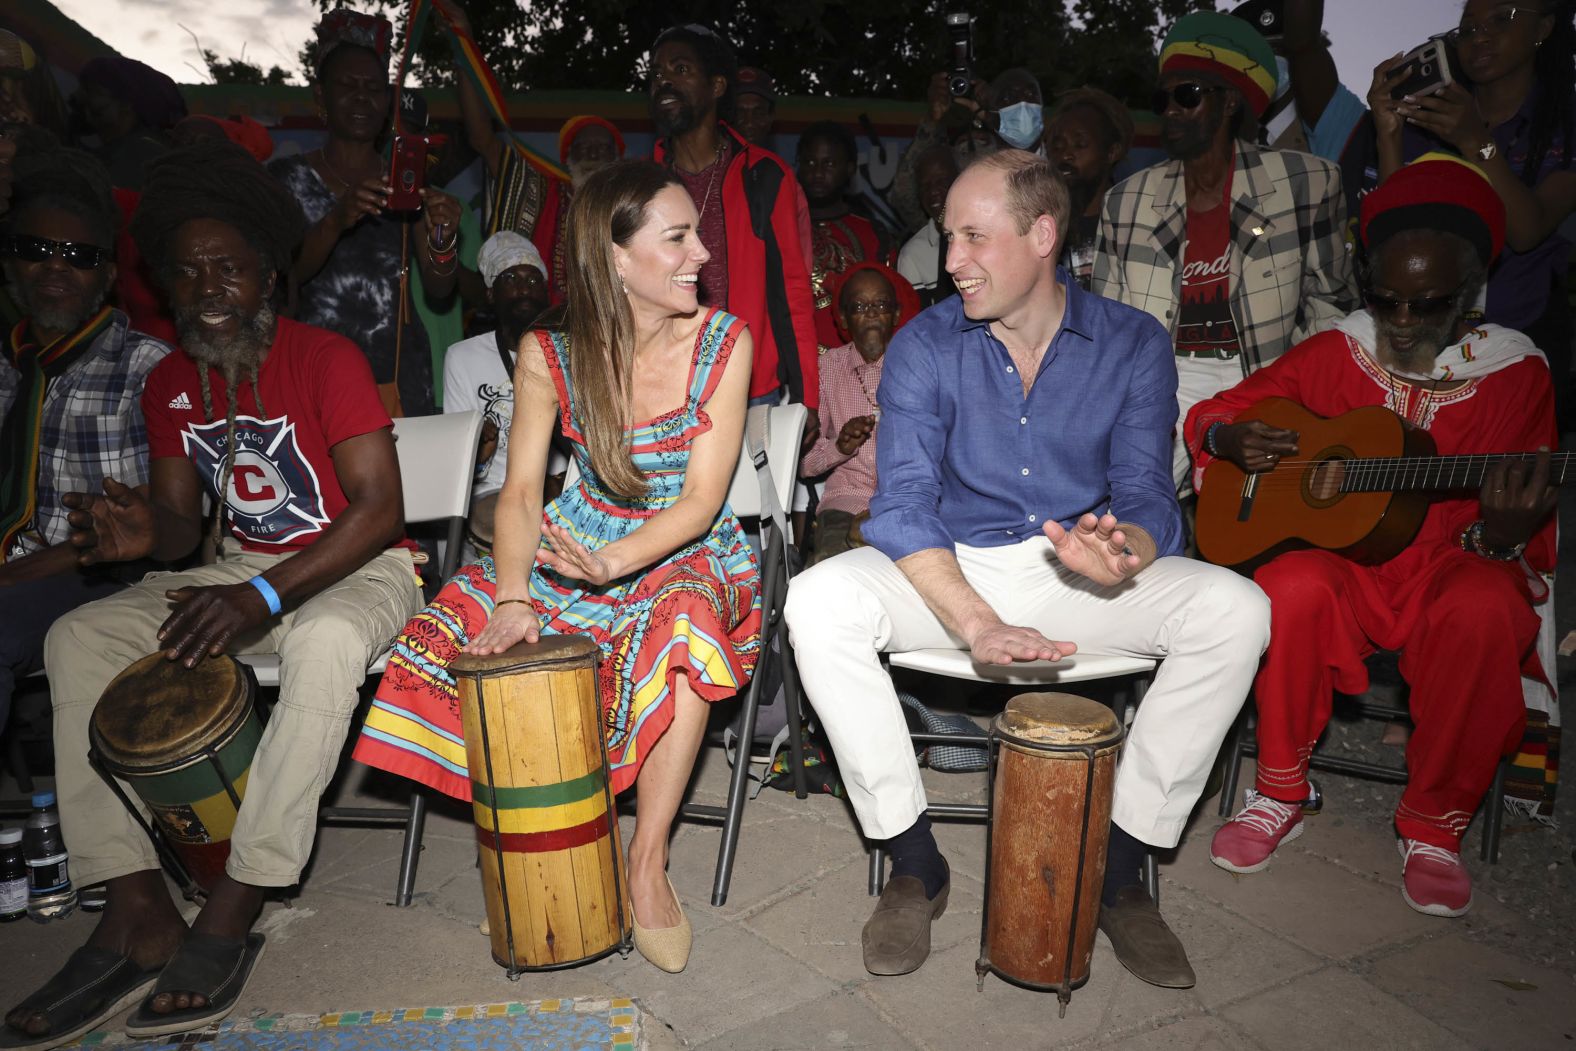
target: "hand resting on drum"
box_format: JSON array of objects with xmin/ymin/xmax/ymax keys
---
[
  {"xmin": 158, "ymin": 584, "xmax": 272, "ymax": 668},
  {"xmin": 466, "ymin": 601, "xmax": 543, "ymax": 655}
]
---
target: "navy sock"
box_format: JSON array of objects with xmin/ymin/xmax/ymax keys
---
[
  {"xmin": 1101, "ymin": 822, "xmax": 1149, "ymax": 907},
  {"xmin": 883, "ymin": 814, "xmax": 948, "ymax": 899}
]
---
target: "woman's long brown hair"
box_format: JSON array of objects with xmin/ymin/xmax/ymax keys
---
[{"xmin": 561, "ymin": 160, "xmax": 688, "ymax": 499}]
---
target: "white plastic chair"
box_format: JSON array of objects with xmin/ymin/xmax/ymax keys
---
[
  {"xmin": 874, "ymin": 646, "xmax": 1162, "ymax": 901},
  {"xmin": 562, "ymin": 402, "xmax": 810, "ymax": 905},
  {"xmin": 236, "ymin": 410, "xmax": 484, "ymax": 906}
]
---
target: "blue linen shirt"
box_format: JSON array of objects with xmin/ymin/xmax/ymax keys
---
[{"xmin": 863, "ymin": 271, "xmax": 1183, "ymax": 562}]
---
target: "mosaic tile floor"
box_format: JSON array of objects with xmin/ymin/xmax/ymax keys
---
[{"xmin": 66, "ymin": 999, "xmax": 639, "ymax": 1050}]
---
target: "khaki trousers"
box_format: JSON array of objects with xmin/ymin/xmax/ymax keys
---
[
  {"xmin": 784, "ymin": 538, "xmax": 1272, "ymax": 847},
  {"xmin": 45, "ymin": 545, "xmax": 421, "ymax": 888}
]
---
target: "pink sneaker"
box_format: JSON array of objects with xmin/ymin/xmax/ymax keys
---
[
  {"xmin": 1211, "ymin": 788, "xmax": 1305, "ymax": 873},
  {"xmin": 1398, "ymin": 839, "xmax": 1473, "ymax": 917}
]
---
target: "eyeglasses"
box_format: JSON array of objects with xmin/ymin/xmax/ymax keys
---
[
  {"xmin": 5, "ymin": 235, "xmax": 108, "ymax": 271},
  {"xmin": 1447, "ymin": 5, "xmax": 1544, "ymax": 43},
  {"xmin": 845, "ymin": 299, "xmax": 897, "ymax": 317},
  {"xmin": 1150, "ymin": 82, "xmax": 1223, "ymax": 115},
  {"xmin": 1364, "ymin": 287, "xmax": 1462, "ymax": 318}
]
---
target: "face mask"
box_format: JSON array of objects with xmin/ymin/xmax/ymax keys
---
[{"xmin": 996, "ymin": 101, "xmax": 1044, "ymax": 150}]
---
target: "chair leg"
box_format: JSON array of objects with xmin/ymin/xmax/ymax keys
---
[
  {"xmin": 395, "ymin": 790, "xmax": 426, "ymax": 907},
  {"xmin": 1218, "ymin": 714, "xmax": 1247, "ymax": 818},
  {"xmin": 1142, "ymin": 851, "xmax": 1160, "ymax": 906},
  {"xmin": 869, "ymin": 847, "xmax": 885, "ymax": 896},
  {"xmin": 712, "ymin": 657, "xmax": 769, "ymax": 908},
  {"xmin": 1481, "ymin": 758, "xmax": 1508, "ymax": 865},
  {"xmin": 780, "ymin": 627, "xmax": 809, "ymax": 800}
]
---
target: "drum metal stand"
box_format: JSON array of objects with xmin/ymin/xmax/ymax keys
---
[
  {"xmin": 473, "ymin": 683, "xmax": 633, "ymax": 979},
  {"xmin": 86, "ymin": 746, "xmax": 206, "ymax": 903},
  {"xmin": 974, "ymin": 733, "xmax": 1107, "ymax": 1019}
]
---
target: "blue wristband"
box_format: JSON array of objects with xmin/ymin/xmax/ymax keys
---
[{"xmin": 247, "ymin": 575, "xmax": 282, "ymax": 615}]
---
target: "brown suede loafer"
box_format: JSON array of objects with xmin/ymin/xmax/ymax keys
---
[
  {"xmin": 862, "ymin": 872, "xmax": 950, "ymax": 976},
  {"xmin": 1098, "ymin": 885, "xmax": 1196, "ymax": 988}
]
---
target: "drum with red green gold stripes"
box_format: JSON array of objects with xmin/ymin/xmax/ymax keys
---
[
  {"xmin": 89, "ymin": 653, "xmax": 261, "ymax": 891},
  {"xmin": 452, "ymin": 635, "xmax": 631, "ymax": 973}
]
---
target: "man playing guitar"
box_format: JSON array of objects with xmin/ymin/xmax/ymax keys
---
[{"xmin": 1185, "ymin": 154, "xmax": 1557, "ymax": 919}]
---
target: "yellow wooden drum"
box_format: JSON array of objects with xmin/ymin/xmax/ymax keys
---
[
  {"xmin": 89, "ymin": 653, "xmax": 261, "ymax": 892},
  {"xmin": 977, "ymin": 692, "xmax": 1123, "ymax": 1012},
  {"xmin": 451, "ymin": 635, "xmax": 631, "ymax": 974}
]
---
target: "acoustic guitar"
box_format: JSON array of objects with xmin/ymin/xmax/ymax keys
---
[{"xmin": 1194, "ymin": 398, "xmax": 1563, "ymax": 569}]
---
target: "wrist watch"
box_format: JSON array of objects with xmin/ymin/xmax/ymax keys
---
[{"xmin": 1476, "ymin": 139, "xmax": 1498, "ymax": 163}]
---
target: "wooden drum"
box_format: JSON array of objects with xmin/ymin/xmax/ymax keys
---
[
  {"xmin": 89, "ymin": 653, "xmax": 261, "ymax": 892},
  {"xmin": 977, "ymin": 692, "xmax": 1123, "ymax": 1011},
  {"xmin": 451, "ymin": 635, "xmax": 631, "ymax": 974}
]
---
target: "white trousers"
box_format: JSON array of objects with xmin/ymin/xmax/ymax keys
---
[
  {"xmin": 1173, "ymin": 356, "xmax": 1246, "ymax": 492},
  {"xmin": 784, "ymin": 538, "xmax": 1271, "ymax": 847}
]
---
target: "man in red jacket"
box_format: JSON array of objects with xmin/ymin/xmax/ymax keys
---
[{"xmin": 647, "ymin": 24, "xmax": 819, "ymax": 414}]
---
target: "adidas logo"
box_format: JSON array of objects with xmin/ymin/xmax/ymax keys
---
[{"xmin": 168, "ymin": 392, "xmax": 193, "ymax": 409}]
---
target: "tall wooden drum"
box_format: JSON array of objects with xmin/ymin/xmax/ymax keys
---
[
  {"xmin": 451, "ymin": 635, "xmax": 631, "ymax": 975},
  {"xmin": 977, "ymin": 692, "xmax": 1123, "ymax": 1012},
  {"xmin": 89, "ymin": 653, "xmax": 261, "ymax": 892}
]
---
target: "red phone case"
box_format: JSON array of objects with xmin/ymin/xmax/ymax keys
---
[{"xmin": 387, "ymin": 135, "xmax": 426, "ymax": 211}]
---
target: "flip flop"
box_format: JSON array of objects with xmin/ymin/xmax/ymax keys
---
[
  {"xmin": 122, "ymin": 932, "xmax": 266, "ymax": 1039},
  {"xmin": 0, "ymin": 945, "xmax": 159, "ymax": 1051}
]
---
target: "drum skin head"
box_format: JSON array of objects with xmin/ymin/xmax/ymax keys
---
[
  {"xmin": 451, "ymin": 633, "xmax": 599, "ymax": 675},
  {"xmin": 92, "ymin": 653, "xmax": 250, "ymax": 765},
  {"xmin": 996, "ymin": 692, "xmax": 1122, "ymax": 749}
]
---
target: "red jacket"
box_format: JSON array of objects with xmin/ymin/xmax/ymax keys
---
[{"xmin": 655, "ymin": 125, "xmax": 818, "ymax": 408}]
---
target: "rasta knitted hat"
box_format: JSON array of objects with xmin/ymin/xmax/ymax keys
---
[
  {"xmin": 1360, "ymin": 151, "xmax": 1506, "ymax": 266},
  {"xmin": 1159, "ymin": 11, "xmax": 1279, "ymax": 117},
  {"xmin": 558, "ymin": 116, "xmax": 626, "ymax": 165}
]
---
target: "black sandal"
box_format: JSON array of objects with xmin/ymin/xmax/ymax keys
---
[
  {"xmin": 122, "ymin": 932, "xmax": 266, "ymax": 1038},
  {"xmin": 0, "ymin": 945, "xmax": 159, "ymax": 1051}
]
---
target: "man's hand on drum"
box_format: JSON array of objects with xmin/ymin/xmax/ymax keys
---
[
  {"xmin": 466, "ymin": 601, "xmax": 542, "ymax": 655},
  {"xmin": 967, "ymin": 620, "xmax": 1076, "ymax": 666},
  {"xmin": 157, "ymin": 583, "xmax": 272, "ymax": 667},
  {"xmin": 1212, "ymin": 420, "xmax": 1299, "ymax": 474},
  {"xmin": 535, "ymin": 522, "xmax": 615, "ymax": 586},
  {"xmin": 63, "ymin": 478, "xmax": 157, "ymax": 565},
  {"xmin": 1043, "ymin": 513, "xmax": 1142, "ymax": 587}
]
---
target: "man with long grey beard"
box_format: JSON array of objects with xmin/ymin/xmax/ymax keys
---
[
  {"xmin": 3, "ymin": 139, "xmax": 421, "ymax": 1050},
  {"xmin": 1187, "ymin": 154, "xmax": 1558, "ymax": 921}
]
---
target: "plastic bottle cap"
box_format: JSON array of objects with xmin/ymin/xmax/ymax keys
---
[
  {"xmin": 30, "ymin": 792, "xmax": 56, "ymax": 808},
  {"xmin": 0, "ymin": 828, "xmax": 19, "ymax": 845}
]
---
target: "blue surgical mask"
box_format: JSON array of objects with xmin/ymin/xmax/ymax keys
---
[{"xmin": 996, "ymin": 101, "xmax": 1043, "ymax": 150}]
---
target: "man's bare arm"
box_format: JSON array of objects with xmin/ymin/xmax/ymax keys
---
[{"xmin": 895, "ymin": 547, "xmax": 1074, "ymax": 666}]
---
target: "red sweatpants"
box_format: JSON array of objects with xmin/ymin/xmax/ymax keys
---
[{"xmin": 1251, "ymin": 545, "xmax": 1537, "ymax": 849}]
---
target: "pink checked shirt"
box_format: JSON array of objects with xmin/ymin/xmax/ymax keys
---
[{"xmin": 801, "ymin": 342, "xmax": 883, "ymax": 516}]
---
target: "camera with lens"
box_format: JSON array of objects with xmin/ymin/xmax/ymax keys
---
[{"xmin": 945, "ymin": 8, "xmax": 974, "ymax": 98}]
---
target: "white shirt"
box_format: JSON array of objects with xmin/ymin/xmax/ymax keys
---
[
  {"xmin": 443, "ymin": 332, "xmax": 515, "ymax": 498},
  {"xmin": 897, "ymin": 221, "xmax": 943, "ymax": 293}
]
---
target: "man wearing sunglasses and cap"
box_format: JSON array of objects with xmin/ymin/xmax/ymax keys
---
[
  {"xmin": 1094, "ymin": 10, "xmax": 1356, "ymax": 494},
  {"xmin": 0, "ymin": 146, "xmax": 169, "ymax": 738},
  {"xmin": 1185, "ymin": 154, "xmax": 1557, "ymax": 920}
]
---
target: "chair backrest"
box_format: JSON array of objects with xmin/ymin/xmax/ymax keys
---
[
  {"xmin": 562, "ymin": 402, "xmax": 807, "ymax": 521},
  {"xmin": 391, "ymin": 410, "xmax": 484, "ymax": 524}
]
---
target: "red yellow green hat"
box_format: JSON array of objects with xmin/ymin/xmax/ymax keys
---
[
  {"xmin": 558, "ymin": 115, "xmax": 626, "ymax": 166},
  {"xmin": 1159, "ymin": 11, "xmax": 1279, "ymax": 118},
  {"xmin": 1360, "ymin": 152, "xmax": 1506, "ymax": 266}
]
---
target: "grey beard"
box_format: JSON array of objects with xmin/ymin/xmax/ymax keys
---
[
  {"xmin": 568, "ymin": 158, "xmax": 612, "ymax": 190},
  {"xmin": 22, "ymin": 286, "xmax": 107, "ymax": 338},
  {"xmin": 1374, "ymin": 310, "xmax": 1461, "ymax": 378},
  {"xmin": 179, "ymin": 302, "xmax": 276, "ymax": 381}
]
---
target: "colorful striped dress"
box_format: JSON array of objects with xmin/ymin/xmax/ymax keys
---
[{"xmin": 353, "ymin": 309, "xmax": 762, "ymax": 798}]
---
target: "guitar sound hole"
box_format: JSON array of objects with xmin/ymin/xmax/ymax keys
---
[{"xmin": 1304, "ymin": 458, "xmax": 1347, "ymax": 507}]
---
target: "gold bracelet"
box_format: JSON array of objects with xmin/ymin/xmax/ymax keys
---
[{"xmin": 495, "ymin": 598, "xmax": 531, "ymax": 609}]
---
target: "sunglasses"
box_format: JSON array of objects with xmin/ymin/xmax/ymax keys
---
[
  {"xmin": 5, "ymin": 235, "xmax": 108, "ymax": 271},
  {"xmin": 1364, "ymin": 288, "xmax": 1461, "ymax": 318},
  {"xmin": 1151, "ymin": 82, "xmax": 1223, "ymax": 115}
]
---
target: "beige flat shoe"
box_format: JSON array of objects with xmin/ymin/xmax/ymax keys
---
[{"xmin": 632, "ymin": 874, "xmax": 692, "ymax": 973}]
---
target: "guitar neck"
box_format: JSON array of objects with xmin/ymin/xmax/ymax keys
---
[{"xmin": 1341, "ymin": 451, "xmax": 1576, "ymax": 493}]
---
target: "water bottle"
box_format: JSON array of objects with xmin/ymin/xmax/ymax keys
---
[
  {"xmin": 24, "ymin": 792, "xmax": 76, "ymax": 922},
  {"xmin": 0, "ymin": 828, "xmax": 26, "ymax": 922}
]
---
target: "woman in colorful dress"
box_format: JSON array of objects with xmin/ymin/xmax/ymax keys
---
[{"xmin": 353, "ymin": 159, "xmax": 760, "ymax": 973}]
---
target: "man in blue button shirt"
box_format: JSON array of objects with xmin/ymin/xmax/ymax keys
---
[{"xmin": 785, "ymin": 150, "xmax": 1271, "ymax": 986}]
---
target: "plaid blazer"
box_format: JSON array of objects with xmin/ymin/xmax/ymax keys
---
[
  {"xmin": 1093, "ymin": 140, "xmax": 1358, "ymax": 378},
  {"xmin": 0, "ymin": 311, "xmax": 171, "ymax": 558}
]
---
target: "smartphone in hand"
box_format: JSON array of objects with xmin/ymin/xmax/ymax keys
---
[{"xmin": 386, "ymin": 134, "xmax": 427, "ymax": 212}]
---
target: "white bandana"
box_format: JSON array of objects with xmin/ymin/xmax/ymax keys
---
[{"xmin": 1333, "ymin": 309, "xmax": 1546, "ymax": 383}]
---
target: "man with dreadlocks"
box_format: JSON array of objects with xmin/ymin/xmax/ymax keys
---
[
  {"xmin": 3, "ymin": 139, "xmax": 421, "ymax": 1048},
  {"xmin": 0, "ymin": 146, "xmax": 170, "ymax": 740}
]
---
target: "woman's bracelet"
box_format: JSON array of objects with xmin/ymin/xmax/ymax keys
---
[
  {"xmin": 495, "ymin": 598, "xmax": 532, "ymax": 610},
  {"xmin": 428, "ymin": 232, "xmax": 458, "ymax": 255}
]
